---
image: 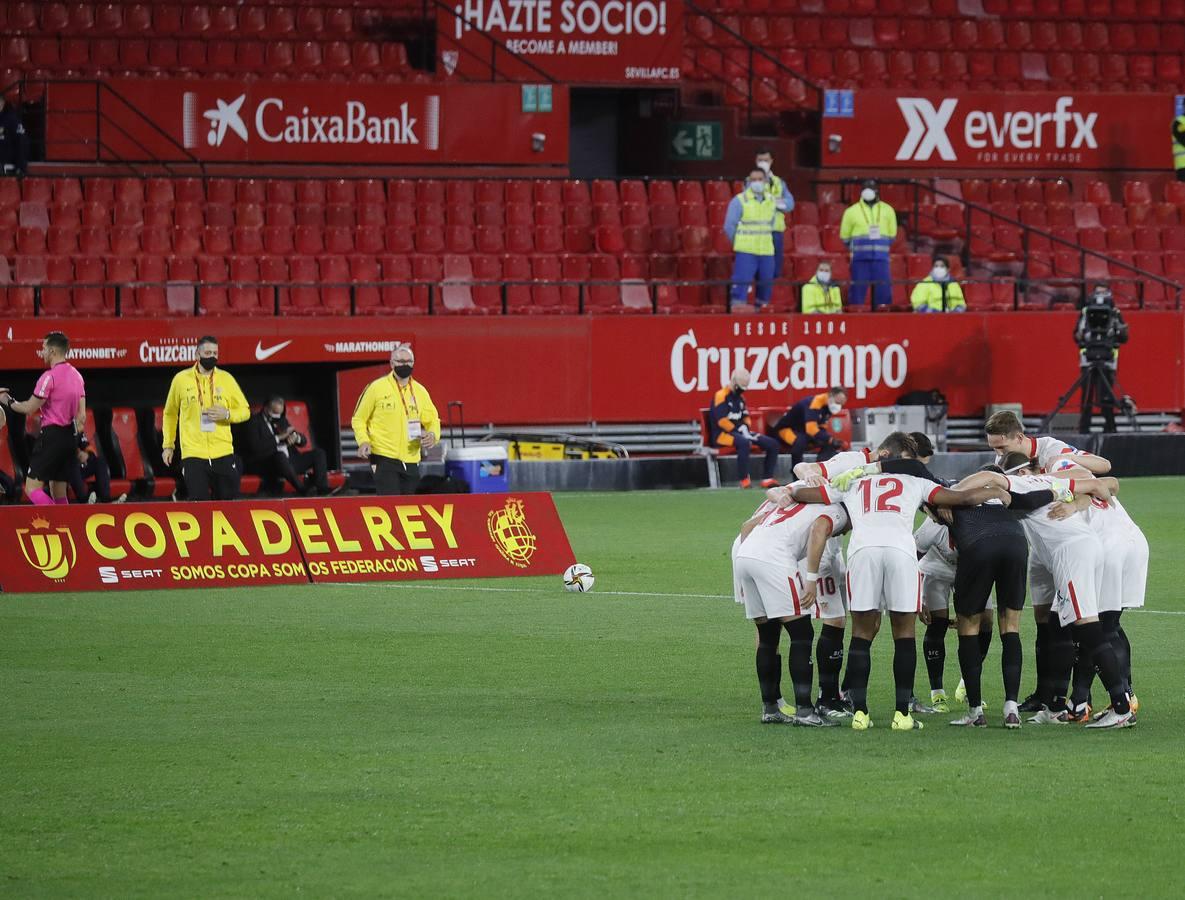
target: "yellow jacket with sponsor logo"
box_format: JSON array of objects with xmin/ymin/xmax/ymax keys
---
[
  {"xmin": 351, "ymin": 374, "xmax": 441, "ymax": 463},
  {"xmin": 162, "ymin": 364, "xmax": 250, "ymax": 460}
]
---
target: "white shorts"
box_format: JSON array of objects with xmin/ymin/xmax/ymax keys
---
[
  {"xmin": 1120, "ymin": 530, "xmax": 1149, "ymax": 610},
  {"xmin": 797, "ymin": 558, "xmax": 846, "ymax": 620},
  {"xmin": 922, "ymin": 575, "xmax": 952, "ymax": 612},
  {"xmin": 1031, "ymin": 543, "xmax": 1104, "ymax": 626},
  {"xmin": 735, "ymin": 555, "xmax": 811, "ymax": 621},
  {"xmin": 731, "ymin": 535, "xmax": 744, "ymax": 605},
  {"xmin": 846, "ymin": 547, "xmax": 922, "ymax": 615}
]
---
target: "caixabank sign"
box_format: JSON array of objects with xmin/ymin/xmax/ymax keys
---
[
  {"xmin": 823, "ymin": 90, "xmax": 1174, "ymax": 170},
  {"xmin": 1, "ymin": 495, "xmax": 574, "ymax": 594},
  {"xmin": 46, "ymin": 80, "xmax": 569, "ymax": 164}
]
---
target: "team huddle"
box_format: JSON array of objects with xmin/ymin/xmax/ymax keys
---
[{"xmin": 731, "ymin": 410, "xmax": 1147, "ymax": 731}]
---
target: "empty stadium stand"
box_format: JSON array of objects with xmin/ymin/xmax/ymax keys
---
[
  {"xmin": 2, "ymin": 174, "xmax": 1181, "ymax": 315},
  {"xmin": 683, "ymin": 0, "xmax": 1185, "ymax": 116}
]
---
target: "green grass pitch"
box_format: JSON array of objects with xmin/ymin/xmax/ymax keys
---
[{"xmin": 4, "ymin": 478, "xmax": 1185, "ymax": 897}]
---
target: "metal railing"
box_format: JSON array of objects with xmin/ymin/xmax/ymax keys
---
[
  {"xmin": 816, "ymin": 177, "xmax": 1184, "ymax": 308},
  {"xmin": 424, "ymin": 0, "xmax": 556, "ymax": 82},
  {"xmin": 10, "ymin": 78, "xmax": 206, "ymax": 176},
  {"xmin": 683, "ymin": 0, "xmax": 823, "ymax": 130},
  {"xmin": 7, "ymin": 275, "xmax": 1180, "ymax": 317}
]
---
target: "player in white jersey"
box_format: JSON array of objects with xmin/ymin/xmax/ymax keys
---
[
  {"xmin": 961, "ymin": 453, "xmax": 1134, "ymax": 728},
  {"xmin": 1046, "ymin": 459, "xmax": 1147, "ymax": 719},
  {"xmin": 984, "ymin": 409, "xmax": 1111, "ymax": 474},
  {"xmin": 733, "ymin": 487, "xmax": 849, "ymax": 726},
  {"xmin": 791, "ymin": 435, "xmax": 1007, "ymax": 732},
  {"xmin": 792, "ymin": 431, "xmax": 929, "ymax": 715}
]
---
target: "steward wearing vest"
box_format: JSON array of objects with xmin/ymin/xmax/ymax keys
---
[
  {"xmin": 801, "ymin": 260, "xmax": 843, "ymax": 314},
  {"xmin": 839, "ymin": 178, "xmax": 898, "ymax": 309},
  {"xmin": 755, "ymin": 149, "xmax": 795, "ymax": 281},
  {"xmin": 910, "ymin": 257, "xmax": 966, "ymax": 312},
  {"xmin": 1173, "ymin": 115, "xmax": 1185, "ymax": 181},
  {"xmin": 723, "ymin": 168, "xmax": 777, "ymax": 309}
]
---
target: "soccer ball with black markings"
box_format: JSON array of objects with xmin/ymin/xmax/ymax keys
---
[{"xmin": 563, "ymin": 563, "xmax": 595, "ymax": 593}]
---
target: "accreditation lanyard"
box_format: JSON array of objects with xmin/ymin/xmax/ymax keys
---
[
  {"xmin": 195, "ymin": 367, "xmax": 217, "ymax": 432},
  {"xmin": 395, "ymin": 377, "xmax": 421, "ymax": 440},
  {"xmin": 858, "ymin": 202, "xmax": 885, "ymax": 239}
]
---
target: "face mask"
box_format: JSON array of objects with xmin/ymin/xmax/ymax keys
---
[
  {"xmin": 828, "ymin": 401, "xmax": 843, "ymax": 415},
  {"xmin": 861, "ymin": 188, "xmax": 877, "ymax": 203},
  {"xmin": 932, "ymin": 266, "xmax": 949, "ymax": 281},
  {"xmin": 393, "ymin": 364, "xmax": 414, "ymax": 379},
  {"xmin": 816, "ymin": 271, "xmax": 831, "ymax": 284},
  {"xmin": 749, "ymin": 181, "xmax": 766, "ymax": 195},
  {"xmin": 756, "ymin": 160, "xmax": 771, "ymax": 174},
  {"xmin": 199, "ymin": 356, "xmax": 217, "ymax": 372}
]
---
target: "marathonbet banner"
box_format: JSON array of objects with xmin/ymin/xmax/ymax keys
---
[
  {"xmin": 46, "ymin": 80, "xmax": 568, "ymax": 164},
  {"xmin": 823, "ymin": 90, "xmax": 1174, "ymax": 170},
  {"xmin": 439, "ymin": 0, "xmax": 682, "ymax": 83},
  {"xmin": 0, "ymin": 494, "xmax": 574, "ymax": 594}
]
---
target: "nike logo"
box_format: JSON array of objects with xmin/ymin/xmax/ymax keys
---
[{"xmin": 255, "ymin": 340, "xmax": 292, "ymax": 361}]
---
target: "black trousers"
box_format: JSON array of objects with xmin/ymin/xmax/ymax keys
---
[
  {"xmin": 67, "ymin": 454, "xmax": 112, "ymax": 502},
  {"xmin": 257, "ymin": 448, "xmax": 329, "ymax": 495},
  {"xmin": 373, "ymin": 456, "xmax": 420, "ymax": 495},
  {"xmin": 182, "ymin": 455, "xmax": 241, "ymax": 501}
]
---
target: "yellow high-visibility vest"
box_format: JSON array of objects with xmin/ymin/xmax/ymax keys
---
[{"xmin": 733, "ymin": 190, "xmax": 776, "ymax": 256}]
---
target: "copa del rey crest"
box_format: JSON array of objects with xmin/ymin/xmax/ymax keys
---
[{"xmin": 17, "ymin": 516, "xmax": 78, "ymax": 581}]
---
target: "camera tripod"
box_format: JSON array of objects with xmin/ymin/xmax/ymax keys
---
[{"xmin": 1042, "ymin": 360, "xmax": 1138, "ymax": 434}]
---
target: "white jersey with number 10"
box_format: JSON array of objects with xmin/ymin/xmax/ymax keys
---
[{"xmin": 825, "ymin": 473, "xmax": 944, "ymax": 558}]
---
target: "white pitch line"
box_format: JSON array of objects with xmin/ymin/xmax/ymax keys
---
[{"xmin": 332, "ymin": 581, "xmax": 1185, "ymax": 615}]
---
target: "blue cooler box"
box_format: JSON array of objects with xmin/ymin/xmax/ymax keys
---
[{"xmin": 445, "ymin": 444, "xmax": 510, "ymax": 493}]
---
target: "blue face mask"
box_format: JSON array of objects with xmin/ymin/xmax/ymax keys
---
[{"xmin": 749, "ymin": 181, "xmax": 766, "ymax": 195}]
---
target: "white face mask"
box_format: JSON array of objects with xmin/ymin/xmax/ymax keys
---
[
  {"xmin": 828, "ymin": 401, "xmax": 843, "ymax": 415},
  {"xmin": 932, "ymin": 266, "xmax": 949, "ymax": 281},
  {"xmin": 816, "ymin": 270, "xmax": 831, "ymax": 284},
  {"xmin": 756, "ymin": 160, "xmax": 772, "ymax": 174},
  {"xmin": 861, "ymin": 188, "xmax": 877, "ymax": 203},
  {"xmin": 749, "ymin": 181, "xmax": 766, "ymax": 195}
]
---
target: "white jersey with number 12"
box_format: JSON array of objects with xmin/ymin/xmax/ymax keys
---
[{"xmin": 825, "ymin": 473, "xmax": 943, "ymax": 558}]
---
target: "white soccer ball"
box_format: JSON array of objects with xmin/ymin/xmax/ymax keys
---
[{"xmin": 563, "ymin": 563, "xmax": 595, "ymax": 593}]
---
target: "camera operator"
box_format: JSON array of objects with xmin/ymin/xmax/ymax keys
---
[{"xmin": 1074, "ymin": 284, "xmax": 1129, "ymax": 433}]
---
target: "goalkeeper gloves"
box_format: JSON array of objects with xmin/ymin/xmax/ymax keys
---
[
  {"xmin": 829, "ymin": 463, "xmax": 878, "ymax": 492},
  {"xmin": 1050, "ymin": 480, "xmax": 1074, "ymax": 503}
]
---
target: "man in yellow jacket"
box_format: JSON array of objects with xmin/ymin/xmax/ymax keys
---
[
  {"xmin": 352, "ymin": 344, "xmax": 441, "ymax": 495},
  {"xmin": 910, "ymin": 256, "xmax": 966, "ymax": 312},
  {"xmin": 801, "ymin": 260, "xmax": 843, "ymax": 314},
  {"xmin": 161, "ymin": 335, "xmax": 250, "ymax": 500}
]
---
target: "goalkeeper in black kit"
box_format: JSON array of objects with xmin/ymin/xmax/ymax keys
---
[{"xmin": 831, "ymin": 455, "xmax": 1069, "ymax": 729}]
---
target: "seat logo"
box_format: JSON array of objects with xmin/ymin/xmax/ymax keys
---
[
  {"xmin": 18, "ymin": 517, "xmax": 77, "ymax": 581},
  {"xmin": 896, "ymin": 98, "xmax": 958, "ymax": 162}
]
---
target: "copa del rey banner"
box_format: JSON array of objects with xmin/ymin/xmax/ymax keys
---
[
  {"xmin": 0, "ymin": 494, "xmax": 575, "ymax": 593},
  {"xmin": 45, "ymin": 79, "xmax": 568, "ymax": 164},
  {"xmin": 439, "ymin": 0, "xmax": 682, "ymax": 83},
  {"xmin": 823, "ymin": 91, "xmax": 1175, "ymax": 170}
]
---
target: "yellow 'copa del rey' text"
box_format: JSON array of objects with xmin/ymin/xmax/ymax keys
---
[{"xmin": 82, "ymin": 504, "xmax": 459, "ymax": 560}]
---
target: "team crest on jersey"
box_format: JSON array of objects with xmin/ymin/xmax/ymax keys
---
[{"xmin": 18, "ymin": 517, "xmax": 77, "ymax": 581}]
